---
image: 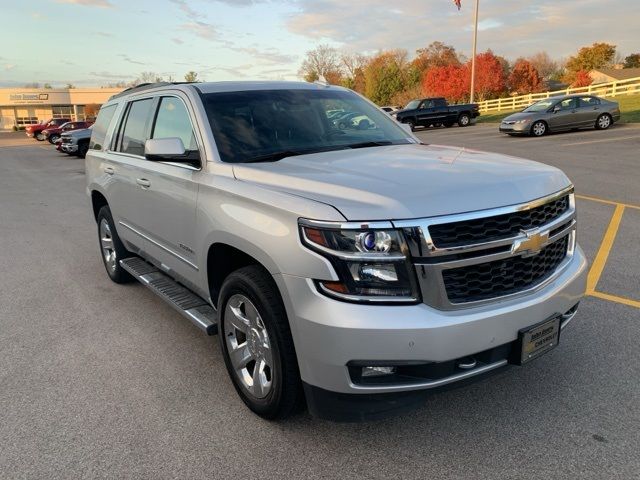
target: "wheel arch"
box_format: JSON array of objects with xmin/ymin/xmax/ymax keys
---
[{"xmin": 91, "ymin": 190, "xmax": 108, "ymax": 222}]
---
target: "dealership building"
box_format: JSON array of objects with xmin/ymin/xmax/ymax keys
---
[{"xmin": 0, "ymin": 87, "xmax": 122, "ymax": 130}]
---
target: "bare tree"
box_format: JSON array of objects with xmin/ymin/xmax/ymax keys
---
[
  {"xmin": 527, "ymin": 52, "xmax": 559, "ymax": 80},
  {"xmin": 299, "ymin": 45, "xmax": 343, "ymax": 83},
  {"xmin": 184, "ymin": 71, "xmax": 198, "ymax": 82}
]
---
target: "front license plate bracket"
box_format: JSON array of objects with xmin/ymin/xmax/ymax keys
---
[{"xmin": 511, "ymin": 316, "xmax": 561, "ymax": 365}]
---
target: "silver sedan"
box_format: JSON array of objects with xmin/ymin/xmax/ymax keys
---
[{"xmin": 499, "ymin": 94, "xmax": 621, "ymax": 137}]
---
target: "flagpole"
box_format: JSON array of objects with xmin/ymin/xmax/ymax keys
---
[{"xmin": 469, "ymin": 0, "xmax": 479, "ymax": 103}]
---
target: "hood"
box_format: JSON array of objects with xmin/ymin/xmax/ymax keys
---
[
  {"xmin": 503, "ymin": 112, "xmax": 540, "ymax": 122},
  {"xmin": 232, "ymin": 144, "xmax": 571, "ymax": 221}
]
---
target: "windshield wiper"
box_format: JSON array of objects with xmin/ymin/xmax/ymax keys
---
[
  {"xmin": 342, "ymin": 141, "xmax": 394, "ymax": 149},
  {"xmin": 243, "ymin": 150, "xmax": 308, "ymax": 163}
]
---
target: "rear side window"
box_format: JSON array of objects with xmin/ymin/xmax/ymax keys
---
[
  {"xmin": 89, "ymin": 104, "xmax": 117, "ymax": 151},
  {"xmin": 119, "ymin": 98, "xmax": 155, "ymax": 156},
  {"xmin": 152, "ymin": 97, "xmax": 198, "ymax": 151}
]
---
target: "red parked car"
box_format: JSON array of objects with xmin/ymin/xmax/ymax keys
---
[
  {"xmin": 42, "ymin": 121, "xmax": 93, "ymax": 144},
  {"xmin": 25, "ymin": 118, "xmax": 71, "ymax": 141}
]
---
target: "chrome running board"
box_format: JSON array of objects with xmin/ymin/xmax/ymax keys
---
[{"xmin": 120, "ymin": 257, "xmax": 218, "ymax": 335}]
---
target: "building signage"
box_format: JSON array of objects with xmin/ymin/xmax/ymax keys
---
[{"xmin": 9, "ymin": 93, "xmax": 49, "ymax": 101}]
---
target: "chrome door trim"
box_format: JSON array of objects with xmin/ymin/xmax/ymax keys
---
[{"xmin": 118, "ymin": 220, "xmax": 199, "ymax": 271}]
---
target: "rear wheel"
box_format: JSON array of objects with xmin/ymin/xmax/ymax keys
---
[
  {"xmin": 595, "ymin": 113, "xmax": 612, "ymax": 130},
  {"xmin": 218, "ymin": 265, "xmax": 302, "ymax": 419},
  {"xmin": 530, "ymin": 120, "xmax": 547, "ymax": 137},
  {"xmin": 96, "ymin": 206, "xmax": 133, "ymax": 284},
  {"xmin": 458, "ymin": 113, "xmax": 471, "ymax": 127}
]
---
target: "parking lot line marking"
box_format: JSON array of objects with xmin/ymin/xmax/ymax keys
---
[
  {"xmin": 561, "ymin": 135, "xmax": 639, "ymax": 147},
  {"xmin": 576, "ymin": 194, "xmax": 640, "ymax": 211},
  {"xmin": 586, "ymin": 204, "xmax": 625, "ymax": 293},
  {"xmin": 590, "ymin": 290, "xmax": 640, "ymax": 309}
]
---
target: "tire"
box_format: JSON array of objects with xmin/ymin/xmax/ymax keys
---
[
  {"xmin": 48, "ymin": 134, "xmax": 60, "ymax": 144},
  {"xmin": 457, "ymin": 113, "xmax": 471, "ymax": 127},
  {"xmin": 35, "ymin": 132, "xmax": 45, "ymax": 141},
  {"xmin": 404, "ymin": 119, "xmax": 415, "ymax": 131},
  {"xmin": 530, "ymin": 120, "xmax": 547, "ymax": 137},
  {"xmin": 77, "ymin": 142, "xmax": 89, "ymax": 158},
  {"xmin": 218, "ymin": 265, "xmax": 302, "ymax": 419},
  {"xmin": 595, "ymin": 113, "xmax": 612, "ymax": 130},
  {"xmin": 96, "ymin": 206, "xmax": 134, "ymax": 284}
]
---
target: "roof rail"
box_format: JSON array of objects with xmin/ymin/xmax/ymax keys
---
[{"xmin": 109, "ymin": 81, "xmax": 196, "ymax": 100}]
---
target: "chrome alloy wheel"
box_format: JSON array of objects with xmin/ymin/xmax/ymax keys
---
[
  {"xmin": 532, "ymin": 121, "xmax": 546, "ymax": 136},
  {"xmin": 99, "ymin": 218, "xmax": 117, "ymax": 272},
  {"xmin": 598, "ymin": 115, "xmax": 611, "ymax": 129},
  {"xmin": 224, "ymin": 294, "xmax": 274, "ymax": 399}
]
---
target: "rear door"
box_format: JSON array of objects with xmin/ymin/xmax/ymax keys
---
[{"xmin": 576, "ymin": 96, "xmax": 601, "ymax": 127}]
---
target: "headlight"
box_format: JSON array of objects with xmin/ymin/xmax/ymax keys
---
[
  {"xmin": 514, "ymin": 119, "xmax": 530, "ymax": 124},
  {"xmin": 299, "ymin": 220, "xmax": 420, "ymax": 303}
]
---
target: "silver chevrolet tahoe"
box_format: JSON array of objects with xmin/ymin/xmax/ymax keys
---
[{"xmin": 86, "ymin": 81, "xmax": 587, "ymax": 421}]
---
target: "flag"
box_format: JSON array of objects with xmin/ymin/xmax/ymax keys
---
[{"xmin": 453, "ymin": 0, "xmax": 461, "ymax": 9}]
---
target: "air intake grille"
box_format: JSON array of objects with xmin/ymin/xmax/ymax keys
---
[
  {"xmin": 429, "ymin": 196, "xmax": 569, "ymax": 248},
  {"xmin": 442, "ymin": 236, "xmax": 569, "ymax": 304}
]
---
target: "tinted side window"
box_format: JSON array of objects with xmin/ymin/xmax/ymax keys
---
[
  {"xmin": 119, "ymin": 98, "xmax": 154, "ymax": 156},
  {"xmin": 579, "ymin": 96, "xmax": 600, "ymax": 107},
  {"xmin": 559, "ymin": 98, "xmax": 578, "ymax": 110},
  {"xmin": 152, "ymin": 97, "xmax": 197, "ymax": 151},
  {"xmin": 89, "ymin": 104, "xmax": 117, "ymax": 151}
]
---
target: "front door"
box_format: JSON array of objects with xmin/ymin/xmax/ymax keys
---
[
  {"xmin": 112, "ymin": 94, "xmax": 202, "ymax": 289},
  {"xmin": 416, "ymin": 99, "xmax": 436, "ymax": 126},
  {"xmin": 548, "ymin": 97, "xmax": 579, "ymax": 130}
]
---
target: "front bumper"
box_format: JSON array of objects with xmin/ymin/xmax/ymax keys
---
[
  {"xmin": 499, "ymin": 122, "xmax": 530, "ymax": 134},
  {"xmin": 276, "ymin": 245, "xmax": 587, "ymax": 417},
  {"xmin": 61, "ymin": 143, "xmax": 78, "ymax": 153}
]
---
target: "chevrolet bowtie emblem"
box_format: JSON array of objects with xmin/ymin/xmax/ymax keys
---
[{"xmin": 511, "ymin": 228, "xmax": 549, "ymax": 257}]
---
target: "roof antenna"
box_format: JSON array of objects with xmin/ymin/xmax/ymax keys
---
[{"xmin": 314, "ymin": 75, "xmax": 330, "ymax": 87}]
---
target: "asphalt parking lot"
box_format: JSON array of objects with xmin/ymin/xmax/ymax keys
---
[{"xmin": 1, "ymin": 125, "xmax": 639, "ymax": 479}]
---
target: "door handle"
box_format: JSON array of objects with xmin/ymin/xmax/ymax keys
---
[
  {"xmin": 136, "ymin": 178, "xmax": 151, "ymax": 188},
  {"xmin": 104, "ymin": 166, "xmax": 115, "ymax": 175}
]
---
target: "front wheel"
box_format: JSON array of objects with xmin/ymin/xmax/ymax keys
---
[
  {"xmin": 77, "ymin": 142, "xmax": 89, "ymax": 158},
  {"xmin": 458, "ymin": 113, "xmax": 471, "ymax": 127},
  {"xmin": 218, "ymin": 265, "xmax": 302, "ymax": 419},
  {"xmin": 48, "ymin": 134, "xmax": 60, "ymax": 144},
  {"xmin": 595, "ymin": 113, "xmax": 612, "ymax": 130},
  {"xmin": 404, "ymin": 119, "xmax": 415, "ymax": 131},
  {"xmin": 530, "ymin": 120, "xmax": 547, "ymax": 137},
  {"xmin": 35, "ymin": 132, "xmax": 45, "ymax": 141}
]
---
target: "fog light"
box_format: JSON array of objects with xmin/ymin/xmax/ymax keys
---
[{"xmin": 362, "ymin": 366, "xmax": 396, "ymax": 377}]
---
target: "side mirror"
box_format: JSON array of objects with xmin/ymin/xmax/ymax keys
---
[
  {"xmin": 552, "ymin": 105, "xmax": 561, "ymax": 113},
  {"xmin": 400, "ymin": 123, "xmax": 413, "ymax": 134},
  {"xmin": 144, "ymin": 138, "xmax": 199, "ymax": 163}
]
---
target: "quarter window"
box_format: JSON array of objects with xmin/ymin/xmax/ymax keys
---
[
  {"xmin": 89, "ymin": 104, "xmax": 117, "ymax": 151},
  {"xmin": 119, "ymin": 98, "xmax": 155, "ymax": 156},
  {"xmin": 152, "ymin": 97, "xmax": 198, "ymax": 151}
]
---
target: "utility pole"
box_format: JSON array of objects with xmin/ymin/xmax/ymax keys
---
[{"xmin": 469, "ymin": 0, "xmax": 479, "ymax": 103}]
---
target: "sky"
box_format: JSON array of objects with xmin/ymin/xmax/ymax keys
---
[{"xmin": 0, "ymin": 0, "xmax": 638, "ymax": 88}]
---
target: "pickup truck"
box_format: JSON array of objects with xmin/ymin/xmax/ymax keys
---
[
  {"xmin": 42, "ymin": 120, "xmax": 93, "ymax": 144},
  {"xmin": 59, "ymin": 126, "xmax": 92, "ymax": 157},
  {"xmin": 86, "ymin": 82, "xmax": 586, "ymax": 421},
  {"xmin": 395, "ymin": 97, "xmax": 480, "ymax": 130},
  {"xmin": 25, "ymin": 118, "xmax": 71, "ymax": 141}
]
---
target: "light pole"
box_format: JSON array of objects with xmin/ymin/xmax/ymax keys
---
[{"xmin": 469, "ymin": 0, "xmax": 479, "ymax": 103}]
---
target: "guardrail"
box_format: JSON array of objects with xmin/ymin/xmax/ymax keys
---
[{"xmin": 477, "ymin": 76, "xmax": 640, "ymax": 113}]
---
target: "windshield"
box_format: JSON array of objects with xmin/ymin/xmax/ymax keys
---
[
  {"xmin": 202, "ymin": 88, "xmax": 415, "ymax": 163},
  {"xmin": 523, "ymin": 99, "xmax": 556, "ymax": 113},
  {"xmin": 404, "ymin": 100, "xmax": 420, "ymax": 110}
]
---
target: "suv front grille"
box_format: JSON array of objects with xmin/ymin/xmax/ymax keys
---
[
  {"xmin": 428, "ymin": 195, "xmax": 569, "ymax": 248},
  {"xmin": 442, "ymin": 236, "xmax": 569, "ymax": 304}
]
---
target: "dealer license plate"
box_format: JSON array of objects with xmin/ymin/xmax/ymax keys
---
[{"xmin": 518, "ymin": 317, "xmax": 561, "ymax": 365}]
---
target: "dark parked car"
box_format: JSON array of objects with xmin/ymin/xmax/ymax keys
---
[
  {"xmin": 395, "ymin": 97, "xmax": 480, "ymax": 130},
  {"xmin": 25, "ymin": 118, "xmax": 71, "ymax": 141},
  {"xmin": 499, "ymin": 95, "xmax": 621, "ymax": 137},
  {"xmin": 42, "ymin": 121, "xmax": 93, "ymax": 144}
]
